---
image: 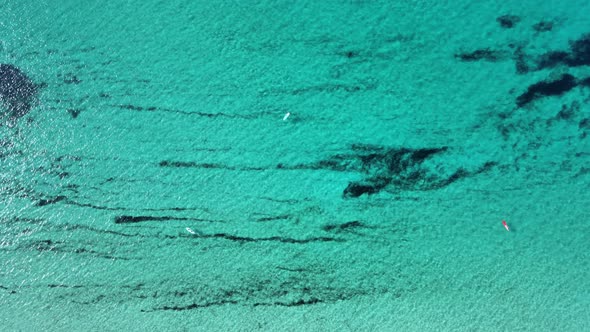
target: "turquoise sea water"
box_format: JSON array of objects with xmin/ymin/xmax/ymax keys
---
[{"xmin": 1, "ymin": 1, "xmax": 589, "ymax": 331}]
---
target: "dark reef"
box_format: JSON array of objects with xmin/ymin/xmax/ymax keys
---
[
  {"xmin": 455, "ymin": 48, "xmax": 505, "ymax": 62},
  {"xmin": 536, "ymin": 51, "xmax": 570, "ymax": 69},
  {"xmin": 114, "ymin": 215, "xmax": 210, "ymax": 224},
  {"xmin": 37, "ymin": 195, "xmax": 67, "ymax": 206},
  {"xmin": 340, "ymin": 147, "xmax": 449, "ymax": 198},
  {"xmin": 512, "ymin": 46, "xmax": 532, "ymax": 74},
  {"xmin": 456, "ymin": 23, "xmax": 590, "ymax": 77},
  {"xmin": 343, "ymin": 181, "xmax": 386, "ymax": 198}
]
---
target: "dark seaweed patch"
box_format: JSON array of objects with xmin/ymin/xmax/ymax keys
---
[
  {"xmin": 322, "ymin": 220, "xmax": 364, "ymax": 232},
  {"xmin": 441, "ymin": 168, "xmax": 470, "ymax": 186},
  {"xmin": 516, "ymin": 74, "xmax": 577, "ymax": 107},
  {"xmin": 579, "ymin": 118, "xmax": 590, "ymax": 129},
  {"xmin": 115, "ymin": 216, "xmax": 172, "ymax": 223},
  {"xmin": 204, "ymin": 233, "xmax": 344, "ymax": 244},
  {"xmin": 37, "ymin": 195, "xmax": 67, "ymax": 206},
  {"xmin": 114, "ymin": 215, "xmax": 210, "ymax": 224},
  {"xmin": 410, "ymin": 148, "xmax": 444, "ymax": 163},
  {"xmin": 497, "ymin": 15, "xmax": 521, "ymax": 29},
  {"xmin": 555, "ymin": 102, "xmax": 579, "ymax": 121},
  {"xmin": 455, "ymin": 48, "xmax": 505, "ymax": 62},
  {"xmin": 256, "ymin": 298, "xmax": 323, "ymax": 307},
  {"xmin": 341, "ymin": 147, "xmax": 450, "ymax": 197},
  {"xmin": 149, "ymin": 300, "xmax": 238, "ymax": 311},
  {"xmin": 68, "ymin": 109, "xmax": 81, "ymax": 118},
  {"xmin": 256, "ymin": 215, "xmax": 291, "ymax": 222},
  {"xmin": 532, "ymin": 21, "xmax": 553, "ymax": 32},
  {"xmin": 159, "ymin": 161, "xmax": 223, "ymax": 169},
  {"xmin": 536, "ymin": 33, "xmax": 590, "ymax": 69},
  {"xmin": 63, "ymin": 75, "xmax": 81, "ymax": 84},
  {"xmin": 31, "ymin": 239, "xmax": 58, "ymax": 251},
  {"xmin": 159, "ymin": 160, "xmax": 263, "ymax": 171},
  {"xmin": 343, "ymin": 180, "xmax": 387, "ymax": 198},
  {"xmin": 118, "ymin": 104, "xmax": 151, "ymax": 111},
  {"xmin": 343, "ymin": 50, "xmax": 360, "ymax": 58},
  {"xmin": 513, "ymin": 46, "xmax": 531, "ymax": 74},
  {"xmin": 536, "ymin": 51, "xmax": 569, "ymax": 69},
  {"xmin": 580, "ymin": 76, "xmax": 590, "ymax": 87},
  {"xmin": 287, "ymin": 145, "xmax": 492, "ymax": 198},
  {"xmin": 567, "ymin": 33, "xmax": 590, "ymax": 66}
]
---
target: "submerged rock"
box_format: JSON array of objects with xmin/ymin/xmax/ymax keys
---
[{"xmin": 0, "ymin": 64, "xmax": 38, "ymax": 122}]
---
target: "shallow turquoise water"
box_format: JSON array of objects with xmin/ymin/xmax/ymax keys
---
[{"xmin": 1, "ymin": 1, "xmax": 589, "ymax": 331}]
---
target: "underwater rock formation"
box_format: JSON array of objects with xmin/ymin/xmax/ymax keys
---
[{"xmin": 0, "ymin": 64, "xmax": 38, "ymax": 122}]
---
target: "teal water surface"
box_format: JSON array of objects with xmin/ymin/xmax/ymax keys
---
[{"xmin": 1, "ymin": 1, "xmax": 589, "ymax": 331}]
